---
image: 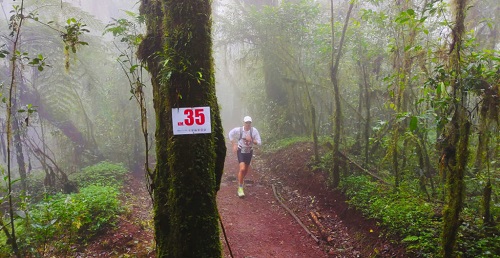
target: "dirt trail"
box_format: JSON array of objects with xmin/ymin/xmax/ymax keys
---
[
  {"xmin": 218, "ymin": 143, "xmax": 406, "ymax": 258},
  {"xmin": 82, "ymin": 142, "xmax": 405, "ymax": 257},
  {"xmin": 218, "ymin": 150, "xmax": 327, "ymax": 258}
]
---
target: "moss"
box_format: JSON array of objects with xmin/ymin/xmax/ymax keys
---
[{"xmin": 140, "ymin": 0, "xmax": 224, "ymax": 257}]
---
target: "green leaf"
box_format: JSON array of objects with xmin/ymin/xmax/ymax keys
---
[
  {"xmin": 125, "ymin": 10, "xmax": 136, "ymax": 17},
  {"xmin": 436, "ymin": 82, "xmax": 443, "ymax": 95},
  {"xmin": 130, "ymin": 64, "xmax": 139, "ymax": 73},
  {"xmin": 409, "ymin": 116, "xmax": 418, "ymax": 131},
  {"xmin": 402, "ymin": 235, "xmax": 420, "ymax": 242}
]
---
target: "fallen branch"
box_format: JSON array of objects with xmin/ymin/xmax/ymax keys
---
[
  {"xmin": 271, "ymin": 184, "xmax": 319, "ymax": 243},
  {"xmin": 309, "ymin": 211, "xmax": 329, "ymax": 240}
]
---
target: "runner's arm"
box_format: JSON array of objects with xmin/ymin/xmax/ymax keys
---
[
  {"xmin": 252, "ymin": 128, "xmax": 262, "ymax": 146},
  {"xmin": 228, "ymin": 127, "xmax": 240, "ymax": 152}
]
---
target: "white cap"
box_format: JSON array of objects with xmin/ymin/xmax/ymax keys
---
[{"xmin": 243, "ymin": 116, "xmax": 252, "ymax": 122}]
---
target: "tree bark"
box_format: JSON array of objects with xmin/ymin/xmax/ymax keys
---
[
  {"xmin": 441, "ymin": 0, "xmax": 470, "ymax": 257},
  {"xmin": 138, "ymin": 0, "xmax": 226, "ymax": 257},
  {"xmin": 329, "ymin": 1, "xmax": 354, "ymax": 188}
]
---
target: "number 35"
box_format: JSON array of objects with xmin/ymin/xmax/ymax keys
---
[{"xmin": 184, "ymin": 108, "xmax": 205, "ymax": 126}]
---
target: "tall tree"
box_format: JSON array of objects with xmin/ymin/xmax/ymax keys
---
[
  {"xmin": 441, "ymin": 0, "xmax": 470, "ymax": 257},
  {"xmin": 138, "ymin": 0, "xmax": 226, "ymax": 257},
  {"xmin": 329, "ymin": 0, "xmax": 354, "ymax": 188}
]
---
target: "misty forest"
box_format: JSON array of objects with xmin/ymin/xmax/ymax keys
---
[{"xmin": 0, "ymin": 0, "xmax": 499, "ymax": 257}]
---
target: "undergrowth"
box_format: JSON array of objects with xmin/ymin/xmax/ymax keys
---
[
  {"xmin": 267, "ymin": 139, "xmax": 499, "ymax": 257},
  {"xmin": 69, "ymin": 161, "xmax": 128, "ymax": 188},
  {"xmin": 339, "ymin": 175, "xmax": 500, "ymax": 257},
  {"xmin": 263, "ymin": 135, "xmax": 330, "ymax": 154},
  {"xmin": 340, "ymin": 175, "xmax": 440, "ymax": 256},
  {"xmin": 0, "ymin": 161, "xmax": 127, "ymax": 257}
]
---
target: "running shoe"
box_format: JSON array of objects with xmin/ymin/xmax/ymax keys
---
[{"xmin": 237, "ymin": 186, "xmax": 245, "ymax": 198}]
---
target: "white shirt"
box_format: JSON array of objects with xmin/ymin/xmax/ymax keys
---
[{"xmin": 228, "ymin": 126, "xmax": 262, "ymax": 153}]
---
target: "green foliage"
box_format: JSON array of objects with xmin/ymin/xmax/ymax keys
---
[
  {"xmin": 262, "ymin": 136, "xmax": 312, "ymax": 154},
  {"xmin": 457, "ymin": 212, "xmax": 500, "ymax": 257},
  {"xmin": 315, "ymin": 149, "xmax": 334, "ymax": 172},
  {"xmin": 339, "ymin": 173, "xmax": 500, "ymax": 257},
  {"xmin": 340, "ymin": 175, "xmax": 379, "ymax": 214},
  {"xmin": 0, "ymin": 185, "xmax": 121, "ymax": 256},
  {"xmin": 340, "ymin": 176, "xmax": 440, "ymax": 256},
  {"xmin": 0, "ymin": 45, "xmax": 8, "ymax": 58},
  {"xmin": 61, "ymin": 18, "xmax": 89, "ymax": 53},
  {"xmin": 104, "ymin": 12, "xmax": 144, "ymax": 47},
  {"xmin": 70, "ymin": 161, "xmax": 128, "ymax": 188},
  {"xmin": 24, "ymin": 171, "xmax": 52, "ymax": 200}
]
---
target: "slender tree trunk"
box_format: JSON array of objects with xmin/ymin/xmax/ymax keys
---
[
  {"xmin": 11, "ymin": 94, "xmax": 27, "ymax": 192},
  {"xmin": 415, "ymin": 137, "xmax": 431, "ymax": 201},
  {"xmin": 311, "ymin": 104, "xmax": 319, "ymax": 163},
  {"xmin": 139, "ymin": 0, "xmax": 226, "ymax": 257},
  {"xmin": 482, "ymin": 178, "xmax": 492, "ymax": 226},
  {"xmin": 329, "ymin": 1, "xmax": 354, "ymax": 188},
  {"xmin": 419, "ymin": 132, "xmax": 436, "ymax": 197},
  {"xmin": 0, "ymin": 120, "xmax": 7, "ymax": 162},
  {"xmin": 473, "ymin": 102, "xmax": 488, "ymax": 173},
  {"xmin": 362, "ymin": 63, "xmax": 371, "ymax": 167},
  {"xmin": 441, "ymin": 1, "xmax": 469, "ymax": 257},
  {"xmin": 353, "ymin": 60, "xmax": 364, "ymax": 154},
  {"xmin": 5, "ymin": 1, "xmax": 26, "ymax": 255}
]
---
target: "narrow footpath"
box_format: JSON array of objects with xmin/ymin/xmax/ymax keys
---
[
  {"xmin": 217, "ymin": 150, "xmax": 328, "ymax": 258},
  {"xmin": 217, "ymin": 142, "xmax": 407, "ymax": 258}
]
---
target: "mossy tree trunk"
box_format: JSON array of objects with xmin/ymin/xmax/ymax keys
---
[
  {"xmin": 138, "ymin": 0, "xmax": 226, "ymax": 257},
  {"xmin": 441, "ymin": 0, "xmax": 469, "ymax": 257}
]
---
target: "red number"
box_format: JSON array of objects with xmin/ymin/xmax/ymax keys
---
[
  {"xmin": 184, "ymin": 108, "xmax": 205, "ymax": 126},
  {"xmin": 195, "ymin": 108, "xmax": 205, "ymax": 125},
  {"xmin": 184, "ymin": 109, "xmax": 194, "ymax": 126}
]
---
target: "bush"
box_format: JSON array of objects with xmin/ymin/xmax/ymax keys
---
[
  {"xmin": 263, "ymin": 136, "xmax": 310, "ymax": 153},
  {"xmin": 11, "ymin": 185, "xmax": 122, "ymax": 256},
  {"xmin": 340, "ymin": 175, "xmax": 440, "ymax": 256},
  {"xmin": 70, "ymin": 161, "xmax": 128, "ymax": 188}
]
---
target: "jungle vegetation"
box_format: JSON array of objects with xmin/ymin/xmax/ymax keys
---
[
  {"xmin": 0, "ymin": 0, "xmax": 498, "ymax": 257},
  {"xmin": 217, "ymin": 0, "xmax": 499, "ymax": 257}
]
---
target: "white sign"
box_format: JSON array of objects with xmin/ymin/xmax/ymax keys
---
[{"xmin": 172, "ymin": 107, "xmax": 211, "ymax": 135}]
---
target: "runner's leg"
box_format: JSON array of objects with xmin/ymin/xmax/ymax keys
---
[{"xmin": 238, "ymin": 162, "xmax": 248, "ymax": 186}]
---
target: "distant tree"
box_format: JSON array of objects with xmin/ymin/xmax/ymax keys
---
[
  {"xmin": 138, "ymin": 0, "xmax": 226, "ymax": 257},
  {"xmin": 216, "ymin": 0, "xmax": 330, "ymax": 140}
]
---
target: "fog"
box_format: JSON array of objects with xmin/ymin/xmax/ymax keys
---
[
  {"xmin": 0, "ymin": 0, "xmax": 498, "ymax": 176},
  {"xmin": 0, "ymin": 0, "xmax": 499, "ymax": 256}
]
